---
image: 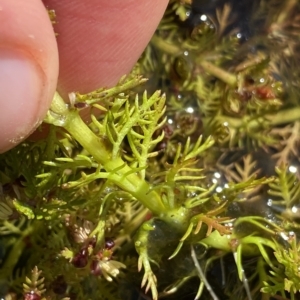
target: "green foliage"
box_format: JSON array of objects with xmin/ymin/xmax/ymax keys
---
[
  {"xmin": 23, "ymin": 267, "xmax": 46, "ymax": 299},
  {"xmin": 262, "ymin": 236, "xmax": 300, "ymax": 300},
  {"xmin": 269, "ymin": 166, "xmax": 300, "ymax": 210},
  {"xmin": 1, "ymin": 1, "xmax": 300, "ymax": 299},
  {"xmin": 99, "ymin": 90, "xmax": 166, "ymax": 179}
]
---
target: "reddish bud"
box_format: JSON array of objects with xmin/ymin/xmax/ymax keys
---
[
  {"xmin": 255, "ymin": 86, "xmax": 275, "ymax": 99},
  {"xmin": 72, "ymin": 248, "xmax": 88, "ymax": 268},
  {"xmin": 24, "ymin": 292, "xmax": 41, "ymax": 300}
]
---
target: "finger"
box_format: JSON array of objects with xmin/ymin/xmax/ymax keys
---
[
  {"xmin": 42, "ymin": 0, "xmax": 168, "ymax": 98},
  {"xmin": 0, "ymin": 0, "xmax": 59, "ymax": 153}
]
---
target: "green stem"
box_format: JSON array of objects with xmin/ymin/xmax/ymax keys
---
[
  {"xmin": 198, "ymin": 60, "xmax": 237, "ymax": 87},
  {"xmin": 218, "ymin": 107, "xmax": 300, "ymax": 129},
  {"xmin": 200, "ymin": 230, "xmax": 232, "ymax": 252},
  {"xmin": 151, "ymin": 35, "xmax": 237, "ymax": 87},
  {"xmin": 3, "ymin": 220, "xmax": 22, "ymax": 234},
  {"xmin": 1, "ymin": 224, "xmax": 33, "ymax": 278},
  {"xmin": 45, "ymin": 93, "xmax": 167, "ymax": 215},
  {"xmin": 151, "ymin": 35, "xmax": 182, "ymax": 55}
]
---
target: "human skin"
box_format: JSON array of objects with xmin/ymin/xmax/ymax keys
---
[{"xmin": 0, "ymin": 0, "xmax": 168, "ymax": 153}]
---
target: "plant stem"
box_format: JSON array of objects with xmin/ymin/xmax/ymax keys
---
[
  {"xmin": 218, "ymin": 107, "xmax": 300, "ymax": 129},
  {"xmin": 1, "ymin": 223, "xmax": 33, "ymax": 279},
  {"xmin": 191, "ymin": 245, "xmax": 219, "ymax": 300},
  {"xmin": 45, "ymin": 93, "xmax": 167, "ymax": 215},
  {"xmin": 151, "ymin": 35, "xmax": 182, "ymax": 55},
  {"xmin": 151, "ymin": 36, "xmax": 237, "ymax": 86},
  {"xmin": 198, "ymin": 60, "xmax": 237, "ymax": 87}
]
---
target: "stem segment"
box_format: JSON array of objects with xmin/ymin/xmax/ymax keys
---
[
  {"xmin": 218, "ymin": 107, "xmax": 300, "ymax": 130},
  {"xmin": 45, "ymin": 93, "xmax": 167, "ymax": 215}
]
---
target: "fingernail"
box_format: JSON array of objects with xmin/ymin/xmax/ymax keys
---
[{"xmin": 0, "ymin": 48, "xmax": 45, "ymax": 153}]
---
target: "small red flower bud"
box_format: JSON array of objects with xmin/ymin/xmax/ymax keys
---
[
  {"xmin": 72, "ymin": 248, "xmax": 88, "ymax": 268},
  {"xmin": 24, "ymin": 292, "xmax": 41, "ymax": 300}
]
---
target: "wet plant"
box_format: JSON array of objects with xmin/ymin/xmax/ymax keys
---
[{"xmin": 1, "ymin": 0, "xmax": 300, "ymax": 299}]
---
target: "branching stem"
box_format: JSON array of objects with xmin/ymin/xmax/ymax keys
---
[
  {"xmin": 218, "ymin": 107, "xmax": 300, "ymax": 129},
  {"xmin": 45, "ymin": 93, "xmax": 168, "ymax": 215},
  {"xmin": 0, "ymin": 223, "xmax": 33, "ymax": 279}
]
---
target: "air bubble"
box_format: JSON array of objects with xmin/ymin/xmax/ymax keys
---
[
  {"xmin": 200, "ymin": 14, "xmax": 207, "ymax": 21},
  {"xmin": 289, "ymin": 165, "xmax": 297, "ymax": 173}
]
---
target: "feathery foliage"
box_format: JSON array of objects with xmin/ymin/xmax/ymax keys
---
[{"xmin": 1, "ymin": 0, "xmax": 300, "ymax": 299}]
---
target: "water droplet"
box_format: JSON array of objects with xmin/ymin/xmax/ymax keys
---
[
  {"xmin": 216, "ymin": 186, "xmax": 223, "ymax": 193},
  {"xmin": 289, "ymin": 165, "xmax": 297, "ymax": 173},
  {"xmin": 214, "ymin": 172, "xmax": 221, "ymax": 179},
  {"xmin": 186, "ymin": 107, "xmax": 194, "ymax": 113},
  {"xmin": 200, "ymin": 14, "xmax": 207, "ymax": 21},
  {"xmin": 279, "ymin": 232, "xmax": 289, "ymax": 241},
  {"xmin": 292, "ymin": 206, "xmax": 298, "ymax": 213}
]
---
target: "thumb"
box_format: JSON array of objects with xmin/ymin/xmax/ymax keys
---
[{"xmin": 0, "ymin": 0, "xmax": 58, "ymax": 153}]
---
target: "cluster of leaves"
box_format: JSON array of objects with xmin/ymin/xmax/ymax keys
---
[
  {"xmin": 1, "ymin": 0, "xmax": 300, "ymax": 299},
  {"xmin": 141, "ymin": 0, "xmax": 300, "ymax": 152}
]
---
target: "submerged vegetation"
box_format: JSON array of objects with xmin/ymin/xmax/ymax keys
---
[{"xmin": 1, "ymin": 0, "xmax": 300, "ymax": 299}]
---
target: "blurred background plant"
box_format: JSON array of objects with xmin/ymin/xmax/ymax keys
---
[{"xmin": 1, "ymin": 0, "xmax": 300, "ymax": 299}]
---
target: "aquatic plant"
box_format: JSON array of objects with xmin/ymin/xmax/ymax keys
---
[{"xmin": 1, "ymin": 0, "xmax": 300, "ymax": 299}]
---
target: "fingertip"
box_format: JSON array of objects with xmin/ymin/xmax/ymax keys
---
[
  {"xmin": 0, "ymin": 49, "xmax": 46, "ymax": 153},
  {"xmin": 0, "ymin": 0, "xmax": 58, "ymax": 153},
  {"xmin": 42, "ymin": 0, "xmax": 168, "ymax": 97}
]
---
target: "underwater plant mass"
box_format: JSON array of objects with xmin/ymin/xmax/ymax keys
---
[{"xmin": 2, "ymin": 0, "xmax": 300, "ymax": 299}]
